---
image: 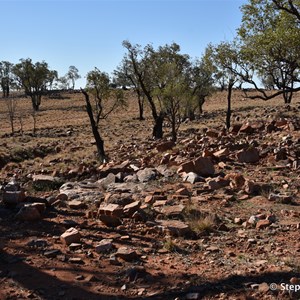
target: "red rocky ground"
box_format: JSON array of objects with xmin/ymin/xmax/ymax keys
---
[{"xmin": 0, "ymin": 91, "xmax": 300, "ymax": 300}]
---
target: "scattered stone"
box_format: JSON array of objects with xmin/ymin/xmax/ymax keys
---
[
  {"xmin": 68, "ymin": 200, "xmax": 86, "ymax": 209},
  {"xmin": 98, "ymin": 203, "xmax": 123, "ymax": 217},
  {"xmin": 123, "ymin": 201, "xmax": 141, "ymax": 217},
  {"xmin": 237, "ymin": 147, "xmax": 260, "ymax": 163},
  {"xmin": 68, "ymin": 257, "xmax": 84, "ymax": 264},
  {"xmin": 137, "ymin": 168, "xmax": 158, "ymax": 182},
  {"xmin": 207, "ymin": 176, "xmax": 230, "ymax": 190},
  {"xmin": 156, "ymin": 141, "xmax": 175, "ymax": 152},
  {"xmin": 44, "ymin": 249, "xmax": 61, "ymax": 258},
  {"xmin": 115, "ymin": 247, "xmax": 139, "ymax": 262},
  {"xmin": 69, "ymin": 243, "xmax": 82, "ymax": 250},
  {"xmin": 183, "ymin": 172, "xmax": 205, "ymax": 184},
  {"xmin": 178, "ymin": 156, "xmax": 215, "ymax": 177},
  {"xmin": 15, "ymin": 205, "xmax": 41, "ymax": 221},
  {"xmin": 256, "ymin": 219, "xmax": 271, "ymax": 229},
  {"xmin": 158, "ymin": 220, "xmax": 191, "ymax": 237},
  {"xmin": 60, "ymin": 227, "xmax": 81, "ymax": 246},
  {"xmin": 95, "ymin": 239, "xmax": 114, "ymax": 253},
  {"xmin": 99, "ymin": 214, "xmax": 122, "ymax": 227}
]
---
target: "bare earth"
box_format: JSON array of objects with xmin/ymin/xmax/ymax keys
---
[{"xmin": 0, "ymin": 90, "xmax": 300, "ymax": 300}]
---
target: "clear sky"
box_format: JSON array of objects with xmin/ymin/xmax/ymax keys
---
[{"xmin": 1, "ymin": 0, "xmax": 247, "ymax": 88}]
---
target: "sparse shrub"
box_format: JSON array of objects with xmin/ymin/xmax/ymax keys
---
[
  {"xmin": 163, "ymin": 237, "xmax": 177, "ymax": 252},
  {"xmin": 183, "ymin": 204, "xmax": 217, "ymax": 236}
]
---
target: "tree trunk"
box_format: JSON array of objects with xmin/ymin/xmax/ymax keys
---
[
  {"xmin": 31, "ymin": 94, "xmax": 41, "ymax": 111},
  {"xmin": 9, "ymin": 116, "xmax": 14, "ymax": 135},
  {"xmin": 188, "ymin": 109, "xmax": 195, "ymax": 121},
  {"xmin": 226, "ymin": 81, "xmax": 234, "ymax": 130},
  {"xmin": 138, "ymin": 96, "xmax": 145, "ymax": 120},
  {"xmin": 283, "ymin": 90, "xmax": 293, "ymax": 104},
  {"xmin": 152, "ymin": 112, "xmax": 164, "ymax": 139},
  {"xmin": 171, "ymin": 117, "xmax": 177, "ymax": 142},
  {"xmin": 81, "ymin": 89, "xmax": 107, "ymax": 162},
  {"xmin": 198, "ymin": 96, "xmax": 205, "ymax": 114}
]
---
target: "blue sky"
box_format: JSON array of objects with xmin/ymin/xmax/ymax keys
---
[{"xmin": 1, "ymin": 0, "xmax": 247, "ymax": 88}]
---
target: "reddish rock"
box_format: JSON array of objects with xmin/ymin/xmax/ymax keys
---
[
  {"xmin": 207, "ymin": 177, "xmax": 230, "ymax": 190},
  {"xmin": 239, "ymin": 123, "xmax": 254, "ymax": 134},
  {"xmin": 158, "ymin": 220, "xmax": 191, "ymax": 237},
  {"xmin": 193, "ymin": 156, "xmax": 215, "ymax": 176},
  {"xmin": 156, "ymin": 141, "xmax": 175, "ymax": 152},
  {"xmin": 60, "ymin": 227, "xmax": 81, "ymax": 245},
  {"xmin": 15, "ymin": 205, "xmax": 41, "ymax": 221},
  {"xmin": 123, "ymin": 201, "xmax": 141, "ymax": 217},
  {"xmin": 256, "ymin": 219, "xmax": 271, "ymax": 229},
  {"xmin": 95, "ymin": 239, "xmax": 114, "ymax": 253},
  {"xmin": 98, "ymin": 203, "xmax": 123, "ymax": 217},
  {"xmin": 115, "ymin": 247, "xmax": 139, "ymax": 261},
  {"xmin": 237, "ymin": 147, "xmax": 260, "ymax": 163},
  {"xmin": 213, "ymin": 148, "xmax": 229, "ymax": 158}
]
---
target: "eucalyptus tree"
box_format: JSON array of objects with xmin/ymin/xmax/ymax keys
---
[
  {"xmin": 13, "ymin": 58, "xmax": 56, "ymax": 110},
  {"xmin": 272, "ymin": 0, "xmax": 300, "ymax": 20},
  {"xmin": 119, "ymin": 40, "xmax": 192, "ymax": 141},
  {"xmin": 119, "ymin": 40, "xmax": 164, "ymax": 137},
  {"xmin": 114, "ymin": 53, "xmax": 146, "ymax": 120},
  {"xmin": 188, "ymin": 44, "xmax": 216, "ymax": 117},
  {"xmin": 67, "ymin": 65, "xmax": 81, "ymax": 89},
  {"xmin": 238, "ymin": 0, "xmax": 300, "ymax": 103},
  {"xmin": 82, "ymin": 68, "xmax": 126, "ymax": 162},
  {"xmin": 149, "ymin": 42, "xmax": 191, "ymax": 141},
  {"xmin": 0, "ymin": 61, "xmax": 14, "ymax": 98},
  {"xmin": 211, "ymin": 41, "xmax": 241, "ymax": 129}
]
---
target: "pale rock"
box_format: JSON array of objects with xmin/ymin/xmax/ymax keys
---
[
  {"xmin": 182, "ymin": 172, "xmax": 204, "ymax": 184},
  {"xmin": 137, "ymin": 168, "xmax": 157, "ymax": 182},
  {"xmin": 213, "ymin": 148, "xmax": 229, "ymax": 158},
  {"xmin": 60, "ymin": 227, "xmax": 81, "ymax": 245}
]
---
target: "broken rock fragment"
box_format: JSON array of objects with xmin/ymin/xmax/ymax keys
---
[{"xmin": 60, "ymin": 227, "xmax": 81, "ymax": 246}]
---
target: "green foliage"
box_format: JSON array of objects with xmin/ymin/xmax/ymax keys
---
[
  {"xmin": 85, "ymin": 67, "xmax": 126, "ymax": 125},
  {"xmin": 238, "ymin": 0, "xmax": 300, "ymax": 103},
  {"xmin": 0, "ymin": 61, "xmax": 14, "ymax": 97},
  {"xmin": 13, "ymin": 58, "xmax": 56, "ymax": 110},
  {"xmin": 67, "ymin": 65, "xmax": 80, "ymax": 89}
]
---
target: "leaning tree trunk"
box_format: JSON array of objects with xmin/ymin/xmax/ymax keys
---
[
  {"xmin": 226, "ymin": 80, "xmax": 234, "ymax": 130},
  {"xmin": 81, "ymin": 89, "xmax": 107, "ymax": 162},
  {"xmin": 152, "ymin": 112, "xmax": 164, "ymax": 139}
]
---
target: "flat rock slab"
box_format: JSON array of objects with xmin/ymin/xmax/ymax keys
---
[{"xmin": 158, "ymin": 220, "xmax": 191, "ymax": 237}]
